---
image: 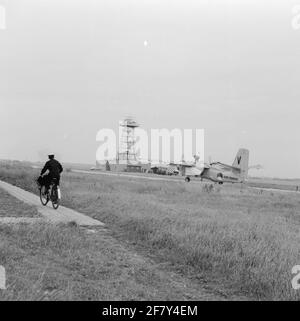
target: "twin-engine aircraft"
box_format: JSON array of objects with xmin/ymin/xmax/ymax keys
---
[{"xmin": 177, "ymin": 148, "xmax": 250, "ymax": 184}]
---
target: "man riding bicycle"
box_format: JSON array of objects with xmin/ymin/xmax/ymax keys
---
[{"xmin": 39, "ymin": 154, "xmax": 63, "ymax": 195}]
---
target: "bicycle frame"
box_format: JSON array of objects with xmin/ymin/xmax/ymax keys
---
[{"xmin": 39, "ymin": 177, "xmax": 61, "ymax": 210}]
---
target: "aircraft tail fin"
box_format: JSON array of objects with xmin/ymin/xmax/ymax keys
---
[{"xmin": 232, "ymin": 148, "xmax": 250, "ymax": 181}]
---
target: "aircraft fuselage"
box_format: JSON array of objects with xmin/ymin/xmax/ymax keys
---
[{"xmin": 200, "ymin": 162, "xmax": 243, "ymax": 184}]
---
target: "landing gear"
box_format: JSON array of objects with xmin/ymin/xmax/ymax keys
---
[{"xmin": 185, "ymin": 177, "xmax": 191, "ymax": 183}]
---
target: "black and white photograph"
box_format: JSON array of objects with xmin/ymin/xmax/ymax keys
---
[{"xmin": 0, "ymin": 0, "xmax": 300, "ymax": 307}]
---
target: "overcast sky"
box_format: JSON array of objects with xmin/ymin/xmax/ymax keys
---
[{"xmin": 0, "ymin": 0, "xmax": 300, "ymax": 178}]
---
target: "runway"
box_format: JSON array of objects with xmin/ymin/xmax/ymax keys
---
[
  {"xmin": 72, "ymin": 169, "xmax": 300, "ymax": 194},
  {"xmin": 73, "ymin": 169, "xmax": 185, "ymax": 183}
]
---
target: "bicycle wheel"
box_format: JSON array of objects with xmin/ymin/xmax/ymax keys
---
[
  {"xmin": 51, "ymin": 186, "xmax": 60, "ymax": 210},
  {"xmin": 40, "ymin": 186, "xmax": 49, "ymax": 206}
]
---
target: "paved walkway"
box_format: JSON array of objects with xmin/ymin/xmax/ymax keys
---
[{"xmin": 0, "ymin": 180, "xmax": 104, "ymax": 227}]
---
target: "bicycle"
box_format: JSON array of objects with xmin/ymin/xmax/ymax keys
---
[{"xmin": 38, "ymin": 177, "xmax": 61, "ymax": 210}]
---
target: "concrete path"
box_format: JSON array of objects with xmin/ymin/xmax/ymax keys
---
[{"xmin": 0, "ymin": 180, "xmax": 104, "ymax": 227}]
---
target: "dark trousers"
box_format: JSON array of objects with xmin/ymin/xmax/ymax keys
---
[{"xmin": 44, "ymin": 174, "xmax": 60, "ymax": 189}]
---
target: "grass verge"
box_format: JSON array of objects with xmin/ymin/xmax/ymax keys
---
[{"xmin": 1, "ymin": 162, "xmax": 300, "ymax": 300}]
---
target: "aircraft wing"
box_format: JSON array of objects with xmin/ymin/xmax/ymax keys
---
[
  {"xmin": 151, "ymin": 163, "xmax": 168, "ymax": 169},
  {"xmin": 185, "ymin": 166, "xmax": 204, "ymax": 176}
]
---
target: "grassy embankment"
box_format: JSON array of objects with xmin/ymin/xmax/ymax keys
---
[
  {"xmin": 2, "ymin": 221, "xmax": 214, "ymax": 301},
  {"xmin": 0, "ymin": 180, "xmax": 210, "ymax": 301},
  {"xmin": 1, "ymin": 161, "xmax": 300, "ymax": 300},
  {"xmin": 0, "ymin": 188, "xmax": 40, "ymax": 218}
]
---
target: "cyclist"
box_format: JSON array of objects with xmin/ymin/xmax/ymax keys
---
[{"xmin": 39, "ymin": 154, "xmax": 63, "ymax": 195}]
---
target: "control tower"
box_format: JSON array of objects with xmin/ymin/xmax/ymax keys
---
[{"xmin": 117, "ymin": 117, "xmax": 139, "ymax": 165}]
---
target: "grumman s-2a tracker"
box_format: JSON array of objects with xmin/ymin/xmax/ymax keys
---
[{"xmin": 177, "ymin": 148, "xmax": 250, "ymax": 184}]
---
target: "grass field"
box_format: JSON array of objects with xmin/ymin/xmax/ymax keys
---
[
  {"xmin": 0, "ymin": 188, "xmax": 40, "ymax": 218},
  {"xmin": 1, "ymin": 161, "xmax": 300, "ymax": 300},
  {"xmin": 2, "ymin": 221, "xmax": 221, "ymax": 301},
  {"xmin": 0, "ymin": 190, "xmax": 223, "ymax": 301}
]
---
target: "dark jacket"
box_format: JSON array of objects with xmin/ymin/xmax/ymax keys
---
[{"xmin": 41, "ymin": 159, "xmax": 63, "ymax": 177}]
